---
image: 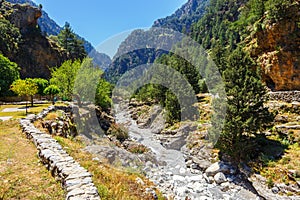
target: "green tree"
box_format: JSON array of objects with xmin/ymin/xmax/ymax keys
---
[
  {"xmin": 29, "ymin": 78, "xmax": 49, "ymax": 96},
  {"xmin": 57, "ymin": 22, "xmax": 86, "ymax": 60},
  {"xmin": 73, "ymin": 58, "xmax": 101, "ymax": 103},
  {"xmin": 50, "ymin": 59, "xmax": 81, "ymax": 100},
  {"xmin": 0, "ymin": 18, "xmax": 21, "ymax": 57},
  {"xmin": 10, "ymin": 79, "xmax": 38, "ymax": 114},
  {"xmin": 0, "ymin": 54, "xmax": 20, "ymax": 96},
  {"xmin": 44, "ymin": 85, "xmax": 60, "ymax": 105},
  {"xmin": 95, "ymin": 79, "xmax": 112, "ymax": 110},
  {"xmin": 216, "ymin": 47, "xmax": 274, "ymax": 163}
]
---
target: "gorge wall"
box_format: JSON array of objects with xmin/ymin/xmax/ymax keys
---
[
  {"xmin": 0, "ymin": 1, "xmax": 66, "ymax": 79},
  {"xmin": 249, "ymin": 3, "xmax": 300, "ymax": 91}
]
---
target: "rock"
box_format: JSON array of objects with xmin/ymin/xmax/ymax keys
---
[
  {"xmin": 288, "ymin": 170, "xmax": 300, "ymax": 178},
  {"xmin": 173, "ymin": 175, "xmax": 185, "ymax": 182},
  {"xmin": 19, "ymin": 105, "xmax": 100, "ymax": 200},
  {"xmin": 1, "ymin": 1, "xmax": 67, "ymax": 79},
  {"xmin": 214, "ymin": 172, "xmax": 227, "ymax": 184},
  {"xmin": 192, "ymin": 157, "xmax": 211, "ymax": 170},
  {"xmin": 271, "ymin": 187, "xmax": 279, "ymax": 194},
  {"xmin": 252, "ymin": 6, "xmax": 300, "ymax": 91},
  {"xmin": 220, "ymin": 182, "xmax": 230, "ymax": 192},
  {"xmin": 186, "ymin": 159, "xmax": 193, "ymax": 167},
  {"xmin": 136, "ymin": 177, "xmax": 145, "ymax": 185},
  {"xmin": 191, "ymin": 163, "xmax": 199, "ymax": 169},
  {"xmin": 274, "ymin": 114, "xmax": 289, "ymax": 123},
  {"xmin": 205, "ymin": 161, "xmax": 232, "ymax": 176},
  {"xmin": 193, "ymin": 182, "xmax": 204, "ymax": 193},
  {"xmin": 179, "ymin": 167, "xmax": 186, "ymax": 174}
]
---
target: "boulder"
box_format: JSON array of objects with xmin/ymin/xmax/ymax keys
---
[
  {"xmin": 205, "ymin": 161, "xmax": 232, "ymax": 176},
  {"xmin": 214, "ymin": 172, "xmax": 227, "ymax": 184}
]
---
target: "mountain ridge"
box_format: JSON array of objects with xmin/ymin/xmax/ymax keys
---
[
  {"xmin": 6, "ymin": 0, "xmax": 111, "ymax": 70},
  {"xmin": 105, "ymin": 0, "xmax": 209, "ymax": 83}
]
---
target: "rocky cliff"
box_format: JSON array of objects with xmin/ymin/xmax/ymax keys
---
[
  {"xmin": 5, "ymin": 0, "xmax": 111, "ymax": 71},
  {"xmin": 0, "ymin": 1, "xmax": 67, "ymax": 79},
  {"xmin": 248, "ymin": 2, "xmax": 300, "ymax": 91},
  {"xmin": 153, "ymin": 0, "xmax": 209, "ymax": 32}
]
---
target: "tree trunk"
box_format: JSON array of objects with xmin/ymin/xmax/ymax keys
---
[
  {"xmin": 31, "ymin": 95, "xmax": 33, "ymax": 107},
  {"xmin": 25, "ymin": 101, "xmax": 28, "ymax": 115},
  {"xmin": 52, "ymin": 95, "xmax": 55, "ymax": 105}
]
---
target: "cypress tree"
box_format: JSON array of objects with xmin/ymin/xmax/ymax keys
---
[{"xmin": 216, "ymin": 47, "xmax": 274, "ymax": 162}]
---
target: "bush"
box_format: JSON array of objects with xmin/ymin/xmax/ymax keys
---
[{"xmin": 108, "ymin": 123, "xmax": 129, "ymax": 142}]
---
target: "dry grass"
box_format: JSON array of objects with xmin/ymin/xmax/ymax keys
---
[
  {"xmin": 54, "ymin": 136, "xmax": 164, "ymax": 200},
  {"xmin": 260, "ymin": 142, "xmax": 300, "ymax": 191},
  {"xmin": 0, "ymin": 120, "xmax": 65, "ymax": 199},
  {"xmin": 0, "ymin": 104, "xmax": 51, "ymax": 119}
]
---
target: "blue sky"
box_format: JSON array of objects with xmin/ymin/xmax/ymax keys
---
[{"xmin": 33, "ymin": 0, "xmax": 187, "ymax": 47}]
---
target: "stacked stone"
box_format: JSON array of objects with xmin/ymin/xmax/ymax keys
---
[
  {"xmin": 19, "ymin": 107, "xmax": 100, "ymax": 200},
  {"xmin": 269, "ymin": 91, "xmax": 300, "ymax": 102}
]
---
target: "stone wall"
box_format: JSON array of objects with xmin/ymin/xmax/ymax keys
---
[
  {"xmin": 19, "ymin": 105, "xmax": 100, "ymax": 200},
  {"xmin": 269, "ymin": 91, "xmax": 300, "ymax": 102}
]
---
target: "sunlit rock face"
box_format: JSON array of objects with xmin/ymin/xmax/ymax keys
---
[
  {"xmin": 0, "ymin": 1, "xmax": 67, "ymax": 79},
  {"xmin": 249, "ymin": 4, "xmax": 300, "ymax": 91},
  {"xmin": 6, "ymin": 3, "xmax": 41, "ymax": 33}
]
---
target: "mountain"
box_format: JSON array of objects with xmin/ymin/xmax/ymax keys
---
[
  {"xmin": 153, "ymin": 0, "xmax": 209, "ymax": 32},
  {"xmin": 6, "ymin": 0, "xmax": 111, "ymax": 70},
  {"xmin": 6, "ymin": 0, "xmax": 61, "ymax": 35},
  {"xmin": 191, "ymin": 0, "xmax": 300, "ymax": 91},
  {"xmin": 104, "ymin": 0, "xmax": 209, "ymax": 83},
  {"xmin": 106, "ymin": 0, "xmax": 300, "ymax": 91},
  {"xmin": 0, "ymin": 0, "xmax": 67, "ymax": 79}
]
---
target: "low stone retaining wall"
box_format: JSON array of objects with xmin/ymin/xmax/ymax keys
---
[
  {"xmin": 19, "ymin": 105, "xmax": 100, "ymax": 200},
  {"xmin": 269, "ymin": 91, "xmax": 300, "ymax": 102}
]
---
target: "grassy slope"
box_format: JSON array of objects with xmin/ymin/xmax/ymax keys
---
[
  {"xmin": 53, "ymin": 136, "xmax": 160, "ymax": 200},
  {"xmin": 0, "ymin": 104, "xmax": 164, "ymax": 200},
  {"xmin": 0, "ymin": 120, "xmax": 65, "ymax": 199}
]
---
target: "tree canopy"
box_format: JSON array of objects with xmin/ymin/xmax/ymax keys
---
[
  {"xmin": 50, "ymin": 59, "xmax": 81, "ymax": 100},
  {"xmin": 44, "ymin": 84, "xmax": 60, "ymax": 105},
  {"xmin": 10, "ymin": 79, "xmax": 38, "ymax": 114},
  {"xmin": 57, "ymin": 22, "xmax": 87, "ymax": 61},
  {"xmin": 216, "ymin": 47, "xmax": 274, "ymax": 162},
  {"xmin": 0, "ymin": 54, "xmax": 20, "ymax": 96},
  {"xmin": 0, "ymin": 18, "xmax": 21, "ymax": 57}
]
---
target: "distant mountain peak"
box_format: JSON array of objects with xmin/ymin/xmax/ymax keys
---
[{"xmin": 153, "ymin": 0, "xmax": 209, "ymax": 32}]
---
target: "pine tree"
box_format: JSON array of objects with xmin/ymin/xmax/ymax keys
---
[
  {"xmin": 216, "ymin": 47, "xmax": 274, "ymax": 162},
  {"xmin": 58, "ymin": 22, "xmax": 86, "ymax": 60}
]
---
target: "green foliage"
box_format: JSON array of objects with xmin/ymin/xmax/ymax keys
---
[
  {"xmin": 29, "ymin": 78, "xmax": 49, "ymax": 96},
  {"xmin": 134, "ymin": 84, "xmax": 165, "ymax": 103},
  {"xmin": 0, "ymin": 54, "xmax": 20, "ymax": 96},
  {"xmin": 216, "ymin": 47, "xmax": 274, "ymax": 162},
  {"xmin": 72, "ymin": 57, "xmax": 112, "ymax": 109},
  {"xmin": 50, "ymin": 59, "xmax": 81, "ymax": 100},
  {"xmin": 10, "ymin": 79, "xmax": 38, "ymax": 113},
  {"xmin": 57, "ymin": 22, "xmax": 86, "ymax": 60},
  {"xmin": 44, "ymin": 85, "xmax": 60, "ymax": 104},
  {"xmin": 265, "ymin": 0, "xmax": 295, "ymax": 22},
  {"xmin": 0, "ymin": 18, "xmax": 21, "ymax": 56},
  {"xmin": 44, "ymin": 85, "xmax": 60, "ymax": 96},
  {"xmin": 164, "ymin": 90, "xmax": 181, "ymax": 124},
  {"xmin": 10, "ymin": 79, "xmax": 38, "ymax": 97},
  {"xmin": 108, "ymin": 123, "xmax": 129, "ymax": 142},
  {"xmin": 191, "ymin": 0, "xmax": 246, "ymax": 50},
  {"xmin": 133, "ymin": 50, "xmax": 202, "ymax": 124},
  {"xmin": 95, "ymin": 79, "xmax": 112, "ymax": 110}
]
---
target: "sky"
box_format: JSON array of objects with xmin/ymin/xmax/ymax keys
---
[{"xmin": 33, "ymin": 0, "xmax": 187, "ymax": 48}]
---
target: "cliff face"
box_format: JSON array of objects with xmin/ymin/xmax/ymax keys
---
[
  {"xmin": 0, "ymin": 1, "xmax": 66, "ymax": 79},
  {"xmin": 249, "ymin": 3, "xmax": 300, "ymax": 91},
  {"xmin": 153, "ymin": 0, "xmax": 208, "ymax": 32}
]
